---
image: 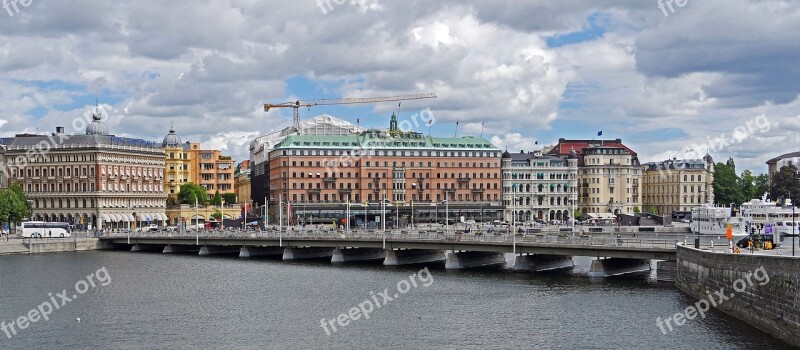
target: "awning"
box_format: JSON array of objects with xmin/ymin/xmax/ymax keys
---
[
  {"xmin": 125, "ymin": 213, "xmax": 134, "ymax": 221},
  {"xmin": 137, "ymin": 213, "xmax": 146, "ymax": 221},
  {"xmin": 159, "ymin": 213, "xmax": 167, "ymax": 221},
  {"xmin": 100, "ymin": 213, "xmax": 111, "ymax": 222},
  {"xmin": 145, "ymin": 214, "xmax": 152, "ymax": 221},
  {"xmin": 109, "ymin": 214, "xmax": 118, "ymax": 222}
]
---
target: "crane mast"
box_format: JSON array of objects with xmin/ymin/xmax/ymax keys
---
[{"xmin": 264, "ymin": 92, "xmax": 437, "ymax": 129}]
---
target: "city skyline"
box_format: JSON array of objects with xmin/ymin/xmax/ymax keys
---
[{"xmin": 2, "ymin": 1, "xmax": 797, "ymax": 174}]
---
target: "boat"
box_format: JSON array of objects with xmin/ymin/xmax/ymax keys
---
[
  {"xmin": 690, "ymin": 204, "xmax": 746, "ymax": 236},
  {"xmin": 739, "ymin": 194, "xmax": 800, "ymax": 238}
]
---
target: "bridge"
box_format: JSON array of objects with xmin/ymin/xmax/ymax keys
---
[{"xmin": 98, "ymin": 229, "xmax": 696, "ymax": 279}]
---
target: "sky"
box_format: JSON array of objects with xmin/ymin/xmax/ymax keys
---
[{"xmin": 1, "ymin": 0, "xmax": 798, "ymax": 174}]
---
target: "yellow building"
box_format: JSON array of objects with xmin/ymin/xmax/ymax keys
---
[
  {"xmin": 161, "ymin": 128, "xmax": 235, "ymax": 201},
  {"xmin": 162, "ymin": 127, "xmax": 191, "ymax": 197},
  {"xmin": 548, "ymin": 139, "xmax": 643, "ymax": 215},
  {"xmin": 642, "ymin": 156, "xmax": 715, "ymax": 215}
]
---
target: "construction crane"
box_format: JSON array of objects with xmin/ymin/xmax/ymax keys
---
[{"xmin": 264, "ymin": 92, "xmax": 437, "ymax": 129}]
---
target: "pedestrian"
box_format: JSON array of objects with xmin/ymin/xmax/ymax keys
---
[{"xmin": 48, "ymin": 230, "xmax": 52, "ymax": 238}]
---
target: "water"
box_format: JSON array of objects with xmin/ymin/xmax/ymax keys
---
[{"xmin": 0, "ymin": 252, "xmax": 793, "ymax": 349}]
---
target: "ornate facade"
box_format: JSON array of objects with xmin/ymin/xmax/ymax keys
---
[{"xmin": 0, "ymin": 109, "xmax": 167, "ymax": 230}]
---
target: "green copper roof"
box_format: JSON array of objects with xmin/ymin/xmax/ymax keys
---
[{"xmin": 274, "ymin": 130, "xmax": 499, "ymax": 151}]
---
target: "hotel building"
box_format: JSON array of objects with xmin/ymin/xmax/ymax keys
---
[{"xmin": 264, "ymin": 114, "xmax": 504, "ymax": 225}]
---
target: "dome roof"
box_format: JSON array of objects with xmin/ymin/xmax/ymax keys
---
[
  {"xmin": 703, "ymin": 153, "xmax": 714, "ymax": 163},
  {"xmin": 85, "ymin": 107, "xmax": 109, "ymax": 135},
  {"xmin": 502, "ymin": 150, "xmax": 512, "ymax": 159},
  {"xmin": 162, "ymin": 127, "xmax": 182, "ymax": 148}
]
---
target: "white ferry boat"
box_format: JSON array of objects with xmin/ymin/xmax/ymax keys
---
[
  {"xmin": 739, "ymin": 195, "xmax": 800, "ymax": 238},
  {"xmin": 690, "ymin": 204, "xmax": 746, "ymax": 236}
]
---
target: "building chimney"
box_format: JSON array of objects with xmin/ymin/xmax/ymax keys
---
[{"xmin": 56, "ymin": 126, "xmax": 64, "ymax": 134}]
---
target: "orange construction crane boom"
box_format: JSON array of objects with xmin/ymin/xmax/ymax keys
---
[{"xmin": 264, "ymin": 92, "xmax": 437, "ymax": 129}]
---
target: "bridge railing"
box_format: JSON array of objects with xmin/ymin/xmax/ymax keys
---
[{"xmin": 106, "ymin": 229, "xmax": 687, "ymax": 249}]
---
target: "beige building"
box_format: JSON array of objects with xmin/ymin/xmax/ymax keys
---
[
  {"xmin": 235, "ymin": 160, "xmax": 251, "ymax": 205},
  {"xmin": 766, "ymin": 151, "xmax": 800, "ymax": 185},
  {"xmin": 642, "ymin": 156, "xmax": 715, "ymax": 214},
  {"xmin": 548, "ymin": 138, "xmax": 643, "ymax": 215},
  {"xmin": 1, "ymin": 110, "xmax": 167, "ymax": 230},
  {"xmin": 160, "ymin": 128, "xmax": 235, "ymax": 201}
]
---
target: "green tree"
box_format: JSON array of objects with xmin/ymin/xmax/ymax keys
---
[
  {"xmin": 738, "ymin": 170, "xmax": 756, "ymax": 201},
  {"xmin": 178, "ymin": 183, "xmax": 208, "ymax": 206},
  {"xmin": 633, "ymin": 206, "xmax": 640, "ymax": 214},
  {"xmin": 222, "ymin": 193, "xmax": 237, "ymax": 204},
  {"xmin": 648, "ymin": 207, "xmax": 658, "ymax": 215},
  {"xmin": 713, "ymin": 162, "xmax": 743, "ymax": 206},
  {"xmin": 0, "ymin": 182, "xmax": 32, "ymax": 231},
  {"xmin": 211, "ymin": 190, "xmax": 222, "ymax": 206},
  {"xmin": 210, "ymin": 210, "xmax": 222, "ymax": 220},
  {"xmin": 768, "ymin": 165, "xmax": 800, "ymax": 204},
  {"xmin": 754, "ymin": 174, "xmax": 769, "ymax": 199}
]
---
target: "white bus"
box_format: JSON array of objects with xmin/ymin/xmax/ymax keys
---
[{"xmin": 18, "ymin": 221, "xmax": 71, "ymax": 238}]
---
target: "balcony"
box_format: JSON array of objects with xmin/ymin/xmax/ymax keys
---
[
  {"xmin": 338, "ymin": 188, "xmax": 352, "ymax": 194},
  {"xmin": 323, "ymin": 177, "xmax": 337, "ymax": 183},
  {"xmin": 308, "ymin": 188, "xmax": 321, "ymax": 194},
  {"xmin": 457, "ymin": 177, "xmax": 471, "ymax": 183}
]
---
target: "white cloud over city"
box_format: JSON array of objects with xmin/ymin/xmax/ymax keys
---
[{"xmin": 0, "ymin": 0, "xmax": 798, "ymax": 173}]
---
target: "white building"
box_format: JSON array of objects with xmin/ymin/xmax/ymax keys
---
[{"xmin": 501, "ymin": 149, "xmax": 579, "ymax": 223}]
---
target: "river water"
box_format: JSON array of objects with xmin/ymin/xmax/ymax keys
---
[{"xmin": 0, "ymin": 251, "xmax": 792, "ymax": 349}]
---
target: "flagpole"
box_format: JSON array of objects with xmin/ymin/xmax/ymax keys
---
[
  {"xmin": 454, "ymin": 121, "xmax": 458, "ymax": 137},
  {"xmin": 480, "ymin": 122, "xmax": 484, "ymax": 138}
]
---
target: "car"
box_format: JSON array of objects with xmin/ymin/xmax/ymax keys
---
[{"xmin": 681, "ymin": 219, "xmax": 691, "ymax": 223}]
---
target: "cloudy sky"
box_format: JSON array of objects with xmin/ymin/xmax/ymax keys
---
[{"xmin": 1, "ymin": 0, "xmax": 798, "ymax": 173}]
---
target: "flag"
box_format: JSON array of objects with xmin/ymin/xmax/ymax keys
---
[
  {"xmin": 356, "ymin": 118, "xmax": 360, "ymax": 124},
  {"xmin": 481, "ymin": 121, "xmax": 484, "ymax": 126},
  {"xmin": 427, "ymin": 119, "xmax": 432, "ymax": 125},
  {"xmin": 535, "ymin": 140, "xmax": 538, "ymax": 144},
  {"xmin": 597, "ymin": 130, "xmax": 603, "ymax": 136},
  {"xmin": 456, "ymin": 121, "xmax": 459, "ymax": 125}
]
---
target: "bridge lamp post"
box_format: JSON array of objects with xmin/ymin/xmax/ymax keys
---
[
  {"xmin": 569, "ymin": 195, "xmax": 576, "ymax": 238},
  {"xmin": 443, "ymin": 199, "xmax": 449, "ymax": 234}
]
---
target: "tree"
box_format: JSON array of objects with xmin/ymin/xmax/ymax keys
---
[
  {"xmin": 211, "ymin": 190, "xmax": 222, "ymax": 206},
  {"xmin": 713, "ymin": 162, "xmax": 743, "ymax": 206},
  {"xmin": 738, "ymin": 170, "xmax": 756, "ymax": 201},
  {"xmin": 210, "ymin": 210, "xmax": 222, "ymax": 220},
  {"xmin": 648, "ymin": 207, "xmax": 658, "ymax": 215},
  {"xmin": 222, "ymin": 193, "xmax": 237, "ymax": 204},
  {"xmin": 633, "ymin": 206, "xmax": 640, "ymax": 214},
  {"xmin": 178, "ymin": 183, "xmax": 208, "ymax": 206},
  {"xmin": 754, "ymin": 174, "xmax": 769, "ymax": 199},
  {"xmin": 0, "ymin": 182, "xmax": 32, "ymax": 231},
  {"xmin": 166, "ymin": 194, "xmax": 178, "ymax": 206},
  {"xmin": 768, "ymin": 165, "xmax": 800, "ymax": 204}
]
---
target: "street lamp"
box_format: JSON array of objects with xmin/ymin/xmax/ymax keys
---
[
  {"xmin": 570, "ymin": 194, "xmax": 576, "ymax": 238},
  {"xmin": 221, "ymin": 198, "xmax": 225, "ymax": 231},
  {"xmin": 443, "ymin": 199, "xmax": 449, "ymax": 234}
]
